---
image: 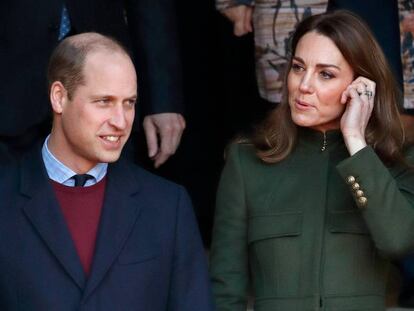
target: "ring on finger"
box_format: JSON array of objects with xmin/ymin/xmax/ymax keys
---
[
  {"xmin": 364, "ymin": 90, "xmax": 373, "ymax": 99},
  {"xmin": 357, "ymin": 90, "xmax": 373, "ymax": 100}
]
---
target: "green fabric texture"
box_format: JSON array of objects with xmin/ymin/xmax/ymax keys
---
[{"xmin": 210, "ymin": 128, "xmax": 414, "ymax": 311}]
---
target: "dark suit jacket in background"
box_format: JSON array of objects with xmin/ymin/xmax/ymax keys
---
[
  {"xmin": 0, "ymin": 0, "xmax": 183, "ymax": 138},
  {"xmin": 0, "ymin": 149, "xmax": 213, "ymax": 310}
]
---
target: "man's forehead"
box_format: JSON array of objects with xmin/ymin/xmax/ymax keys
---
[
  {"xmin": 84, "ymin": 49, "xmax": 132, "ymax": 68},
  {"xmin": 78, "ymin": 50, "xmax": 137, "ymax": 96},
  {"xmin": 82, "ymin": 50, "xmax": 136, "ymax": 79}
]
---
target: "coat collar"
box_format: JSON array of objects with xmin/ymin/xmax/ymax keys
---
[
  {"xmin": 296, "ymin": 127, "xmax": 345, "ymax": 153},
  {"xmin": 82, "ymin": 157, "xmax": 144, "ymax": 301},
  {"xmin": 19, "ymin": 148, "xmax": 144, "ymax": 297}
]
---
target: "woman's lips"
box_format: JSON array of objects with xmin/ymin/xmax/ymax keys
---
[{"xmin": 295, "ymin": 99, "xmax": 314, "ymax": 111}]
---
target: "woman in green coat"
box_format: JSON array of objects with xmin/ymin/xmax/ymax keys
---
[{"xmin": 210, "ymin": 10, "xmax": 414, "ymax": 311}]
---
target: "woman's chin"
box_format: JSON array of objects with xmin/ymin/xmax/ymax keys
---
[{"xmin": 291, "ymin": 114, "xmax": 315, "ymax": 128}]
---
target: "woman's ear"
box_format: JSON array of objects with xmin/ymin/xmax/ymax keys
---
[
  {"xmin": 340, "ymin": 86, "xmax": 349, "ymax": 104},
  {"xmin": 49, "ymin": 81, "xmax": 68, "ymax": 114}
]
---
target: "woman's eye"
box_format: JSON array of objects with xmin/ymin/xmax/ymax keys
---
[
  {"xmin": 320, "ymin": 71, "xmax": 334, "ymax": 79},
  {"xmin": 291, "ymin": 63, "xmax": 304, "ymax": 72}
]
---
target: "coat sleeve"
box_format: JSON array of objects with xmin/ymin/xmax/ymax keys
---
[
  {"xmin": 124, "ymin": 0, "xmax": 183, "ymax": 116},
  {"xmin": 168, "ymin": 186, "xmax": 215, "ymax": 311},
  {"xmin": 210, "ymin": 144, "xmax": 249, "ymax": 311},
  {"xmin": 336, "ymin": 146, "xmax": 414, "ymax": 258}
]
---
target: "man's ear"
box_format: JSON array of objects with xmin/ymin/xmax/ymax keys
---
[{"xmin": 50, "ymin": 81, "xmax": 68, "ymax": 114}]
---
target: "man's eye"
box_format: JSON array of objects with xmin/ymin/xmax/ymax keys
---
[
  {"xmin": 96, "ymin": 99, "xmax": 110, "ymax": 105},
  {"xmin": 125, "ymin": 99, "xmax": 136, "ymax": 107},
  {"xmin": 320, "ymin": 71, "xmax": 334, "ymax": 79},
  {"xmin": 291, "ymin": 63, "xmax": 304, "ymax": 72}
]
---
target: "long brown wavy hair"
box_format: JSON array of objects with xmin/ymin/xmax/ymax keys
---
[{"xmin": 253, "ymin": 10, "xmax": 405, "ymax": 165}]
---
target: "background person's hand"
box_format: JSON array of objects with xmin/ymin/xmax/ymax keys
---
[
  {"xmin": 221, "ymin": 5, "xmax": 253, "ymax": 37},
  {"xmin": 340, "ymin": 76, "xmax": 376, "ymax": 155},
  {"xmin": 143, "ymin": 113, "xmax": 186, "ymax": 168},
  {"xmin": 402, "ymin": 13, "xmax": 414, "ymax": 36}
]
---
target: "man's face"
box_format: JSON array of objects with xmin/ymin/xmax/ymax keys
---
[{"xmin": 52, "ymin": 50, "xmax": 137, "ymax": 172}]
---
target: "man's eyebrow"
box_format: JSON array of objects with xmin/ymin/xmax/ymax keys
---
[
  {"xmin": 91, "ymin": 94, "xmax": 113, "ymax": 99},
  {"xmin": 292, "ymin": 56, "xmax": 341, "ymax": 70},
  {"xmin": 90, "ymin": 94, "xmax": 137, "ymax": 100}
]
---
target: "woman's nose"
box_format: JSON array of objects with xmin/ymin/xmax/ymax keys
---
[{"xmin": 299, "ymin": 73, "xmax": 314, "ymax": 93}]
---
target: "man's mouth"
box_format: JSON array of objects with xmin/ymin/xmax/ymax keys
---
[{"xmin": 102, "ymin": 135, "xmax": 121, "ymax": 142}]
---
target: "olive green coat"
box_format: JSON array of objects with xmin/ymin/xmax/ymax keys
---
[{"xmin": 210, "ymin": 129, "xmax": 414, "ymax": 311}]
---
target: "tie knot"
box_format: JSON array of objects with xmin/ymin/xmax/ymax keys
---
[{"xmin": 72, "ymin": 174, "xmax": 94, "ymax": 187}]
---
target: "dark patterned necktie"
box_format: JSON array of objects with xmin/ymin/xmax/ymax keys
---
[
  {"xmin": 58, "ymin": 5, "xmax": 72, "ymax": 41},
  {"xmin": 72, "ymin": 174, "xmax": 93, "ymax": 187}
]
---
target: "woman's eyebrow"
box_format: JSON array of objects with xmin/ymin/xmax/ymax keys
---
[{"xmin": 293, "ymin": 56, "xmax": 340, "ymax": 70}]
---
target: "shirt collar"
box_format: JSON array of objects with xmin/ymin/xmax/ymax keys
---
[{"xmin": 41, "ymin": 135, "xmax": 108, "ymax": 186}]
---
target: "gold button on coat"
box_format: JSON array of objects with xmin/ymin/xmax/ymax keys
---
[
  {"xmin": 355, "ymin": 190, "xmax": 364, "ymax": 198},
  {"xmin": 358, "ymin": 196, "xmax": 368, "ymax": 207},
  {"xmin": 352, "ymin": 182, "xmax": 360, "ymax": 191},
  {"xmin": 346, "ymin": 176, "xmax": 356, "ymax": 184}
]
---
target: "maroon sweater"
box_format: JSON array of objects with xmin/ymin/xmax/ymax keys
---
[{"xmin": 51, "ymin": 177, "xmax": 107, "ymax": 275}]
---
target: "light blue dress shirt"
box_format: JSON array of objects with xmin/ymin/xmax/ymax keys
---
[{"xmin": 41, "ymin": 135, "xmax": 107, "ymax": 187}]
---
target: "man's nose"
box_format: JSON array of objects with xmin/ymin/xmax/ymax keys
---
[
  {"xmin": 109, "ymin": 105, "xmax": 128, "ymax": 130},
  {"xmin": 299, "ymin": 72, "xmax": 314, "ymax": 93}
]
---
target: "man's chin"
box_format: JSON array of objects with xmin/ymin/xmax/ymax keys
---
[{"xmin": 97, "ymin": 151, "xmax": 123, "ymax": 164}]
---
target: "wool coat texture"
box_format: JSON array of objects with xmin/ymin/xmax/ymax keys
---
[{"xmin": 210, "ymin": 128, "xmax": 414, "ymax": 311}]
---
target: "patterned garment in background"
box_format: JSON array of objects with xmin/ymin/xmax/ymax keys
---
[
  {"xmin": 216, "ymin": 0, "xmax": 328, "ymax": 103},
  {"xmin": 399, "ymin": 0, "xmax": 414, "ymax": 110},
  {"xmin": 219, "ymin": 0, "xmax": 414, "ymax": 109},
  {"xmin": 253, "ymin": 0, "xmax": 328, "ymax": 103}
]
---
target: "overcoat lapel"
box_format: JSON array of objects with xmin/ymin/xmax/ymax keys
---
[
  {"xmin": 19, "ymin": 149, "xmax": 86, "ymax": 290},
  {"xmin": 82, "ymin": 159, "xmax": 142, "ymax": 301}
]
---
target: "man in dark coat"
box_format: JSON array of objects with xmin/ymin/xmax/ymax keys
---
[{"xmin": 0, "ymin": 33, "xmax": 213, "ymax": 311}]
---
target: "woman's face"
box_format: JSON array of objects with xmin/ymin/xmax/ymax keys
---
[{"xmin": 288, "ymin": 32, "xmax": 354, "ymax": 132}]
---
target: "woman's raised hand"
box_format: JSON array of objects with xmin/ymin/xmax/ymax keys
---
[{"xmin": 340, "ymin": 76, "xmax": 376, "ymax": 155}]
